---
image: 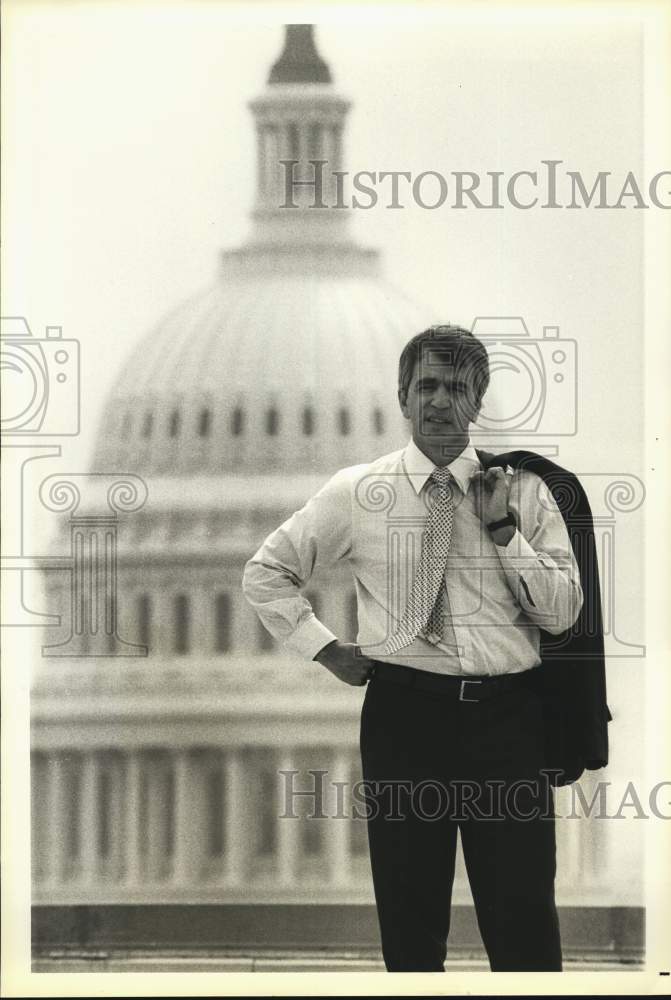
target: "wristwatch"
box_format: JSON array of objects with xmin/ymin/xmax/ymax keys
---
[{"xmin": 486, "ymin": 511, "xmax": 517, "ymax": 533}]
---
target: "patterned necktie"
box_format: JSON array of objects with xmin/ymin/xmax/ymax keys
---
[{"xmin": 381, "ymin": 466, "xmax": 456, "ymax": 654}]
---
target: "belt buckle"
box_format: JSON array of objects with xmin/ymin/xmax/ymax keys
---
[{"xmin": 459, "ymin": 678, "xmax": 483, "ymax": 702}]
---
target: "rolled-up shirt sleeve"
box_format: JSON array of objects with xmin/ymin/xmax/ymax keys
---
[
  {"xmin": 241, "ymin": 468, "xmax": 353, "ymax": 659},
  {"xmin": 493, "ymin": 472, "xmax": 584, "ymax": 635}
]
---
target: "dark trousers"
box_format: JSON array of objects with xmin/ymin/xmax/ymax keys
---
[{"xmin": 359, "ymin": 667, "xmax": 562, "ymax": 972}]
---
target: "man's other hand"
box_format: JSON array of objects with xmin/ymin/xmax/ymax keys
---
[
  {"xmin": 472, "ymin": 466, "xmax": 514, "ymax": 525},
  {"xmin": 313, "ymin": 640, "xmax": 375, "ymax": 686}
]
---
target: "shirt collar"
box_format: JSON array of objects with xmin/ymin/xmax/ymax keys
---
[{"xmin": 402, "ymin": 435, "xmax": 482, "ymax": 496}]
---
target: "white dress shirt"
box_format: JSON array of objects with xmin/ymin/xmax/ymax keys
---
[{"xmin": 242, "ymin": 437, "xmax": 584, "ymax": 677}]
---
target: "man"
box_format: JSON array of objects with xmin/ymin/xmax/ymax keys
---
[{"xmin": 242, "ymin": 324, "xmax": 584, "ymax": 972}]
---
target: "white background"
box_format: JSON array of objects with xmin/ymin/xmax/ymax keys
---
[{"xmin": 3, "ymin": 1, "xmax": 670, "ymax": 993}]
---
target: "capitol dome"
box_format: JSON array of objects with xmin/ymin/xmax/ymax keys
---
[
  {"xmin": 92, "ymin": 25, "xmax": 433, "ymax": 478},
  {"xmin": 93, "ymin": 273, "xmax": 430, "ymax": 477}
]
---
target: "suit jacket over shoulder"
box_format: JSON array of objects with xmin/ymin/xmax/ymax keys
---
[{"xmin": 476, "ymin": 448, "xmax": 611, "ymax": 787}]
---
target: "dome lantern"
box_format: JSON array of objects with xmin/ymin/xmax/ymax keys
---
[
  {"xmin": 243, "ymin": 23, "xmax": 356, "ymax": 258},
  {"xmin": 268, "ymin": 24, "xmax": 332, "ymax": 85},
  {"xmin": 91, "ymin": 25, "xmax": 434, "ymax": 478}
]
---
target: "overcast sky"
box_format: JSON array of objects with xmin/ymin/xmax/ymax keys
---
[{"xmin": 4, "ymin": 2, "xmax": 648, "ymax": 473}]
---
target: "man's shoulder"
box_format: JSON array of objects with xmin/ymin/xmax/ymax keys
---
[
  {"xmin": 478, "ymin": 447, "xmax": 576, "ymax": 478},
  {"xmin": 314, "ymin": 449, "xmax": 406, "ymax": 510},
  {"xmin": 479, "ymin": 448, "xmax": 592, "ymax": 522},
  {"xmin": 478, "ymin": 448, "xmax": 581, "ymax": 491},
  {"xmin": 331, "ymin": 447, "xmax": 405, "ymax": 483}
]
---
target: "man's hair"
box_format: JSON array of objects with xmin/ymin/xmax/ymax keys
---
[{"xmin": 398, "ymin": 324, "xmax": 490, "ymax": 407}]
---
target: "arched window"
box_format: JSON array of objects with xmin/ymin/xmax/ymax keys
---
[
  {"xmin": 215, "ymin": 592, "xmax": 231, "ymax": 653},
  {"xmin": 141, "ymin": 412, "xmax": 153, "ymax": 439},
  {"xmin": 138, "ymin": 594, "xmax": 152, "ymax": 650},
  {"xmin": 329, "ymin": 124, "xmax": 343, "ymax": 173},
  {"xmin": 231, "ymin": 407, "xmax": 244, "ymax": 436},
  {"xmin": 338, "ymin": 407, "xmax": 350, "ymax": 436},
  {"xmin": 302, "ymin": 406, "xmax": 315, "ymax": 436},
  {"xmin": 198, "ymin": 408, "xmax": 211, "ymax": 438},
  {"xmin": 288, "ymin": 122, "xmax": 300, "ymax": 161},
  {"xmin": 257, "ymin": 125, "xmax": 267, "ymax": 197},
  {"xmin": 106, "ymin": 595, "xmax": 117, "ymax": 653},
  {"xmin": 169, "ymin": 410, "xmax": 180, "ymax": 438},
  {"xmin": 309, "ymin": 122, "xmax": 322, "ymax": 160},
  {"xmin": 373, "ymin": 407, "xmax": 385, "ymax": 435},
  {"xmin": 174, "ymin": 594, "xmax": 190, "ymax": 654},
  {"xmin": 266, "ymin": 407, "xmax": 280, "ymax": 435}
]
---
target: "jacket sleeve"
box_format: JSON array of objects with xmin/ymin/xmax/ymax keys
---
[
  {"xmin": 493, "ymin": 471, "xmax": 584, "ymax": 635},
  {"xmin": 241, "ymin": 468, "xmax": 353, "ymax": 659}
]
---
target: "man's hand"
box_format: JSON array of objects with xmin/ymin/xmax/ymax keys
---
[
  {"xmin": 472, "ymin": 466, "xmax": 516, "ymax": 545},
  {"xmin": 313, "ymin": 640, "xmax": 375, "ymax": 686}
]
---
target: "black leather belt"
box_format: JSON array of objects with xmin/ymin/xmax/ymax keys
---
[{"xmin": 368, "ymin": 659, "xmax": 530, "ymax": 702}]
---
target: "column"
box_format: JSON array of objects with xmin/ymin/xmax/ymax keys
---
[
  {"xmin": 172, "ymin": 750, "xmax": 194, "ymax": 887},
  {"xmin": 256, "ymin": 124, "xmax": 266, "ymax": 200},
  {"xmin": 223, "ymin": 749, "xmax": 246, "ymax": 887},
  {"xmin": 103, "ymin": 753, "xmax": 124, "ymax": 880},
  {"xmin": 79, "ymin": 752, "xmax": 99, "ymax": 886},
  {"xmin": 46, "ymin": 754, "xmax": 68, "ymax": 888},
  {"xmin": 297, "ymin": 123, "xmax": 310, "ymax": 207},
  {"xmin": 276, "ymin": 748, "xmax": 299, "ymax": 888},
  {"xmin": 145, "ymin": 755, "xmax": 170, "ymax": 881},
  {"xmin": 124, "ymin": 751, "xmax": 143, "ymax": 886},
  {"xmin": 265, "ymin": 124, "xmax": 277, "ymax": 207},
  {"xmin": 31, "ymin": 753, "xmax": 49, "ymax": 884},
  {"xmin": 330, "ymin": 122, "xmax": 343, "ymax": 174},
  {"xmin": 279, "ymin": 118, "xmax": 294, "ymax": 208},
  {"xmin": 267, "ymin": 123, "xmax": 280, "ymax": 208},
  {"xmin": 326, "ymin": 749, "xmax": 351, "ymax": 887},
  {"xmin": 321, "ymin": 122, "xmax": 333, "ymax": 205}
]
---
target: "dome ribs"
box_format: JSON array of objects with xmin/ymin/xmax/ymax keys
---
[{"xmin": 93, "ymin": 276, "xmax": 433, "ymax": 476}]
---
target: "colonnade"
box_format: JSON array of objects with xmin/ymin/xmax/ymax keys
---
[
  {"xmin": 31, "ymin": 743, "xmax": 615, "ymax": 906},
  {"xmin": 31, "ymin": 745, "xmax": 371, "ymax": 903}
]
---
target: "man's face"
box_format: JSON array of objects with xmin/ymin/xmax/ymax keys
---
[{"xmin": 399, "ymin": 346, "xmax": 482, "ymax": 445}]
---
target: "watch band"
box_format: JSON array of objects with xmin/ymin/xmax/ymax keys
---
[{"xmin": 487, "ymin": 511, "xmax": 517, "ymax": 532}]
